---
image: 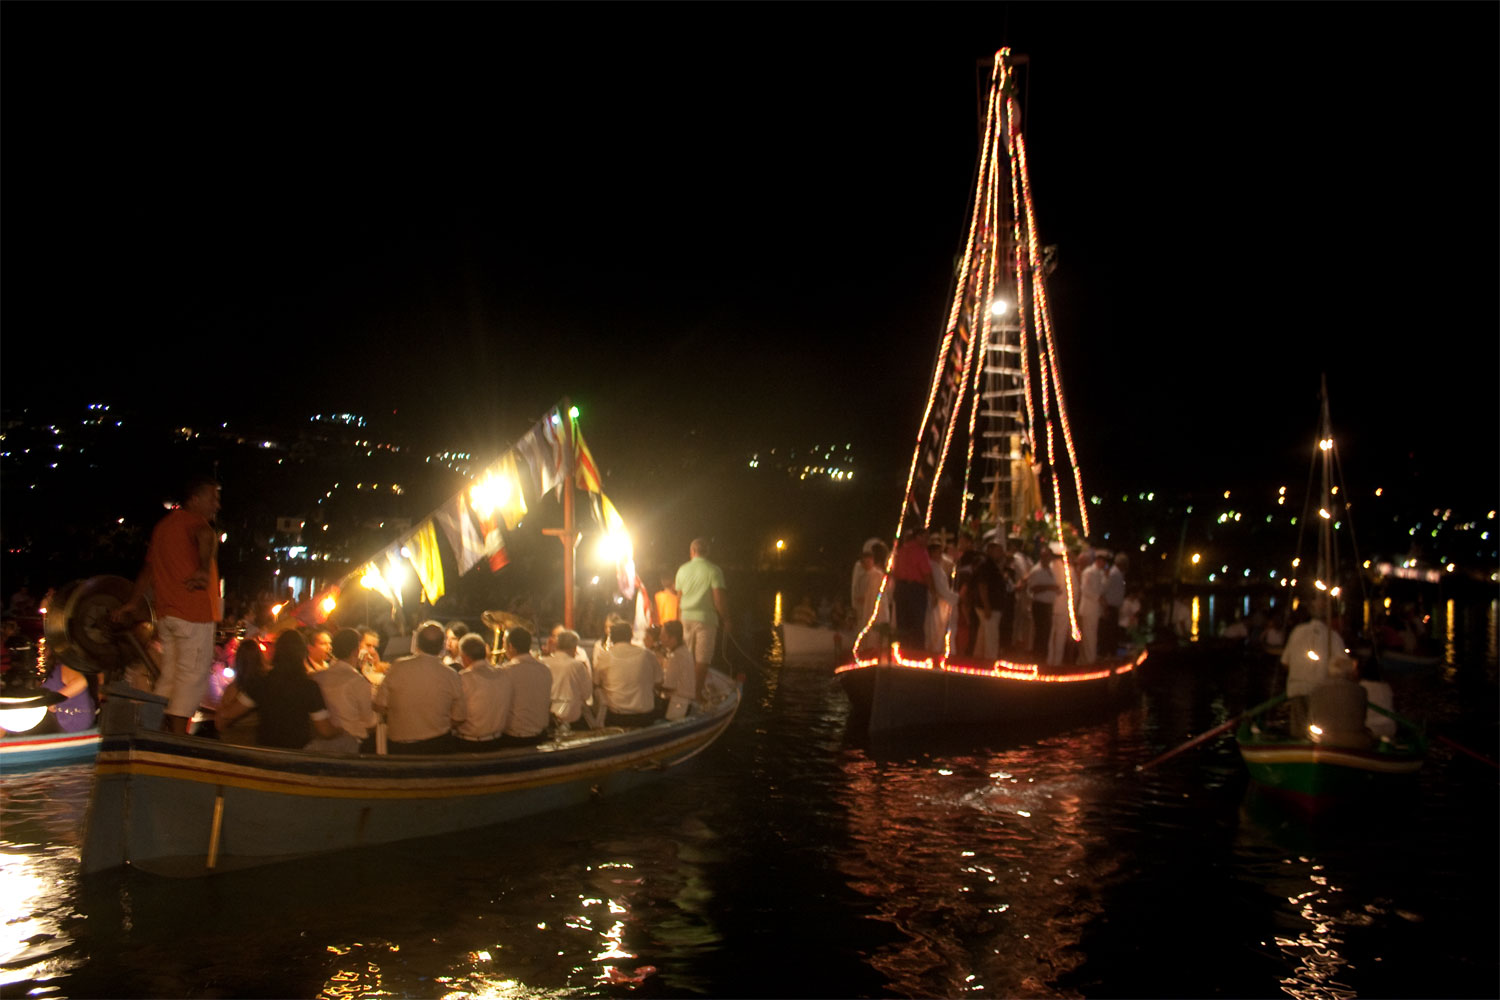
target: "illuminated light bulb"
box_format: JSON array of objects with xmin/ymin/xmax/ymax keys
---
[
  {"xmin": 1319, "ymin": 508, "xmax": 1332, "ymax": 520},
  {"xmin": 1278, "ymin": 486, "xmax": 1287, "ymax": 495},
  {"xmin": 1309, "ymin": 724, "xmax": 1324, "ymax": 737},
  {"xmin": 1292, "ymin": 558, "xmax": 1301, "ymax": 568},
  {"xmin": 1307, "ymin": 650, "xmax": 1320, "ymax": 661},
  {"xmin": 1319, "ymin": 438, "xmax": 1332, "ymax": 451},
  {"xmin": 1315, "ymin": 580, "xmax": 1327, "ymax": 591},
  {"xmin": 1330, "ymin": 586, "xmax": 1341, "ymax": 597},
  {"xmin": 1190, "ymin": 553, "xmax": 1201, "ymax": 565},
  {"xmin": 990, "ymin": 299, "xmax": 1009, "ymax": 316},
  {"xmin": 271, "ymin": 603, "xmax": 285, "ymax": 616},
  {"xmin": 320, "ymin": 595, "xmax": 337, "ymax": 615}
]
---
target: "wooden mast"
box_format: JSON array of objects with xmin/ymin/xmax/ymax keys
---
[{"xmin": 543, "ymin": 397, "xmax": 577, "ymax": 630}]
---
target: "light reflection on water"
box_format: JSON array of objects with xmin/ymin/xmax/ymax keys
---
[{"xmin": 1, "ymin": 591, "xmax": 1496, "ymax": 998}]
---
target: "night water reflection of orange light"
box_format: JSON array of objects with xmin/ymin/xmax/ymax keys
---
[{"xmin": 832, "ymin": 715, "xmax": 1145, "ymax": 997}]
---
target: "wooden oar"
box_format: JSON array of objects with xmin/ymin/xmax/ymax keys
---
[
  {"xmin": 1438, "ymin": 734, "xmax": 1500, "ymax": 769},
  {"xmin": 1136, "ymin": 694, "xmax": 1286, "ymax": 772}
]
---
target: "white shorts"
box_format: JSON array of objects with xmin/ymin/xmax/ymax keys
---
[
  {"xmin": 154, "ymin": 616, "xmax": 216, "ymax": 718},
  {"xmin": 681, "ymin": 620, "xmax": 718, "ymax": 666}
]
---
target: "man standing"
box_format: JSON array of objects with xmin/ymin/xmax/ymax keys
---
[
  {"xmin": 115, "ymin": 476, "xmax": 222, "ymax": 735},
  {"xmin": 657, "ymin": 620, "xmax": 697, "ymax": 721},
  {"xmin": 1077, "ymin": 551, "xmax": 1110, "ymax": 664},
  {"xmin": 375, "ymin": 620, "xmax": 464, "ymax": 755},
  {"xmin": 541, "ymin": 629, "xmax": 593, "ymax": 730},
  {"xmin": 674, "ymin": 538, "xmax": 728, "ymax": 696},
  {"xmin": 1101, "ymin": 554, "xmax": 1128, "ymax": 659},
  {"xmin": 973, "ymin": 537, "xmax": 1007, "ymax": 659},
  {"xmin": 455, "ymin": 633, "xmax": 512, "ymax": 752},
  {"xmin": 1024, "ymin": 550, "xmax": 1060, "ymax": 661},
  {"xmin": 499, "ymin": 627, "xmax": 552, "ymax": 746},
  {"xmin": 309, "ymin": 628, "xmax": 376, "ymax": 754},
  {"xmin": 891, "ymin": 528, "xmax": 933, "ymax": 650}
]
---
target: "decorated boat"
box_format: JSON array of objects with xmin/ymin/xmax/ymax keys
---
[
  {"xmin": 834, "ymin": 49, "xmax": 1140, "ymax": 734},
  {"xmin": 79, "ymin": 401, "xmax": 742, "ymax": 874},
  {"xmin": 1235, "ymin": 381, "xmax": 1425, "ymax": 809},
  {"xmin": 0, "ymin": 728, "xmax": 102, "ymax": 770}
]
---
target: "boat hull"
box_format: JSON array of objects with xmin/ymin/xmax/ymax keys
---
[
  {"xmin": 836, "ymin": 653, "xmax": 1140, "ymax": 734},
  {"xmin": 81, "ymin": 676, "xmax": 739, "ymax": 876},
  {"xmin": 1237, "ymin": 740, "xmax": 1423, "ymax": 811},
  {"xmin": 0, "ymin": 728, "xmax": 102, "ymax": 770}
]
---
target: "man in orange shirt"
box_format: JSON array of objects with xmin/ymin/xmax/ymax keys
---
[{"xmin": 116, "ymin": 476, "xmax": 223, "ymax": 734}]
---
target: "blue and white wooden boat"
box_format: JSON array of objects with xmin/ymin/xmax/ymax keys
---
[
  {"xmin": 81, "ymin": 672, "xmax": 740, "ymax": 876},
  {"xmin": 0, "ymin": 727, "xmax": 102, "ymax": 771}
]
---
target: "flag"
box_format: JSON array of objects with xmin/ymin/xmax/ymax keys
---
[
  {"xmin": 516, "ymin": 409, "xmax": 568, "ymax": 497},
  {"xmin": 407, "ymin": 520, "xmax": 446, "ymax": 605},
  {"xmin": 574, "ymin": 427, "xmax": 603, "ymax": 495},
  {"xmin": 434, "ymin": 492, "xmax": 487, "ymax": 576}
]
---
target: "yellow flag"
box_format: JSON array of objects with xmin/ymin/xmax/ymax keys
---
[{"xmin": 407, "ymin": 520, "xmax": 446, "ymax": 605}]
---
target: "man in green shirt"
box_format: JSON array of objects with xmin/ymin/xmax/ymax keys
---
[{"xmin": 674, "ymin": 537, "xmax": 729, "ymax": 696}]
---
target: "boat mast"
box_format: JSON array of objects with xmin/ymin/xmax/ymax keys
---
[{"xmin": 543, "ymin": 397, "xmax": 577, "ymax": 630}]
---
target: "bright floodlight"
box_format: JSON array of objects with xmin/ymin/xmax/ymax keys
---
[
  {"xmin": 597, "ymin": 531, "xmax": 632, "ymax": 565},
  {"xmin": 990, "ymin": 299, "xmax": 1009, "ymax": 316}
]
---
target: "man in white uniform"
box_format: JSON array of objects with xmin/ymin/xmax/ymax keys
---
[
  {"xmin": 375, "ymin": 620, "xmax": 465, "ymax": 755},
  {"xmin": 541, "ymin": 629, "xmax": 593, "ymax": 729}
]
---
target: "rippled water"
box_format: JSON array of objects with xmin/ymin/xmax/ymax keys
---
[{"xmin": 3, "ymin": 598, "xmax": 1496, "ymax": 998}]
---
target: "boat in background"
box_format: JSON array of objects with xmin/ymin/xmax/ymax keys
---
[
  {"xmin": 834, "ymin": 49, "xmax": 1141, "ymax": 734},
  {"xmin": 1, "ymin": 728, "xmax": 101, "ymax": 770},
  {"xmin": 778, "ymin": 622, "xmax": 845, "ymax": 663},
  {"xmin": 1235, "ymin": 380, "xmax": 1426, "ymax": 809}
]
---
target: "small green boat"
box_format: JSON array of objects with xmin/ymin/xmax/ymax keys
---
[{"xmin": 1236, "ymin": 693, "xmax": 1426, "ymax": 812}]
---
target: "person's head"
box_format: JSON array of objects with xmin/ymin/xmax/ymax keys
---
[
  {"xmin": 1114, "ymin": 553, "xmax": 1129, "ymax": 570},
  {"xmin": 233, "ymin": 637, "xmax": 267, "ymax": 677},
  {"xmin": 445, "ymin": 620, "xmax": 468, "ymax": 655},
  {"xmin": 331, "ymin": 628, "xmax": 361, "ymax": 664},
  {"xmin": 928, "ymin": 542, "xmax": 943, "ymax": 558},
  {"xmin": 1007, "ymin": 537, "xmax": 1022, "ymax": 554},
  {"xmin": 663, "ymin": 620, "xmax": 684, "ymax": 650},
  {"xmin": 690, "ymin": 537, "xmax": 710, "ymax": 558},
  {"xmin": 504, "ymin": 627, "xmax": 533, "ymax": 657},
  {"xmin": 358, "ymin": 627, "xmax": 381, "ymax": 659},
  {"xmin": 958, "ymin": 531, "xmax": 975, "ymax": 552},
  {"xmin": 867, "ymin": 541, "xmax": 889, "ymax": 567},
  {"xmin": 183, "ymin": 476, "xmax": 221, "ymax": 521},
  {"xmin": 270, "ymin": 629, "xmax": 309, "ymax": 676},
  {"xmin": 414, "ymin": 620, "xmax": 446, "ymax": 656},
  {"xmin": 1095, "ymin": 551, "xmax": 1110, "ymax": 567},
  {"xmin": 459, "ymin": 633, "xmax": 488, "ymax": 667},
  {"xmin": 307, "ymin": 629, "xmax": 333, "ymax": 665},
  {"xmin": 985, "ymin": 537, "xmax": 1004, "ymax": 558},
  {"xmin": 1039, "ymin": 549, "xmax": 1055, "ymax": 565},
  {"xmin": 608, "ymin": 620, "xmax": 633, "ymax": 645},
  {"xmin": 554, "ymin": 629, "xmax": 580, "ymax": 655}
]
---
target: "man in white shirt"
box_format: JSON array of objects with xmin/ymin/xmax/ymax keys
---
[
  {"xmin": 541, "ymin": 628, "xmax": 593, "ymax": 729},
  {"xmin": 1077, "ymin": 551, "xmax": 1110, "ymax": 664},
  {"xmin": 593, "ymin": 620, "xmax": 662, "ymax": 728},
  {"xmin": 1281, "ymin": 600, "xmax": 1345, "ymax": 734},
  {"xmin": 657, "ymin": 621, "xmax": 697, "ymax": 721},
  {"xmin": 499, "ymin": 627, "xmax": 552, "ymax": 746},
  {"xmin": 307, "ymin": 628, "xmax": 377, "ymax": 754},
  {"xmin": 455, "ymin": 633, "xmax": 512, "ymax": 752},
  {"xmin": 374, "ymin": 620, "xmax": 465, "ymax": 754}
]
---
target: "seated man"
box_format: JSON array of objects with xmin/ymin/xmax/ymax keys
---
[
  {"xmin": 307, "ymin": 628, "xmax": 376, "ymax": 754},
  {"xmin": 541, "ymin": 628, "xmax": 594, "ymax": 730},
  {"xmin": 657, "ymin": 620, "xmax": 697, "ymax": 721},
  {"xmin": 498, "ymin": 627, "xmax": 552, "ymax": 747},
  {"xmin": 593, "ymin": 620, "xmax": 663, "ymax": 728},
  {"xmin": 455, "ymin": 633, "xmax": 512, "ymax": 752},
  {"xmin": 374, "ymin": 620, "xmax": 465, "ymax": 755}
]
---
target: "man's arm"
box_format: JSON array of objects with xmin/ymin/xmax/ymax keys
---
[
  {"xmin": 187, "ymin": 521, "xmax": 216, "ymax": 590},
  {"xmin": 712, "ymin": 588, "xmax": 729, "ymax": 631}
]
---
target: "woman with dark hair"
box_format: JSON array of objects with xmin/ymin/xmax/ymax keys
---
[
  {"xmin": 215, "ymin": 638, "xmax": 269, "ymax": 745},
  {"xmin": 253, "ymin": 630, "xmax": 342, "ymax": 749}
]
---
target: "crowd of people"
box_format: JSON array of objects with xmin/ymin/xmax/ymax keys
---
[{"xmin": 847, "ymin": 527, "xmax": 1138, "ymax": 666}]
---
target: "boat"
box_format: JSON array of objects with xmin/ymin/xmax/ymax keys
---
[
  {"xmin": 1235, "ymin": 380, "xmax": 1426, "ymax": 809},
  {"xmin": 1236, "ymin": 694, "xmax": 1426, "ymax": 813},
  {"xmin": 778, "ymin": 621, "xmax": 845, "ymax": 662},
  {"xmin": 834, "ymin": 49, "xmax": 1141, "ymax": 733},
  {"xmin": 0, "ymin": 728, "xmax": 102, "ymax": 770},
  {"xmin": 78, "ymin": 401, "xmax": 742, "ymax": 875},
  {"xmin": 81, "ymin": 672, "xmax": 739, "ymax": 875}
]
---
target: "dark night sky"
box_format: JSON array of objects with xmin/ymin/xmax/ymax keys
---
[{"xmin": 5, "ymin": 5, "xmax": 1497, "ymax": 509}]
